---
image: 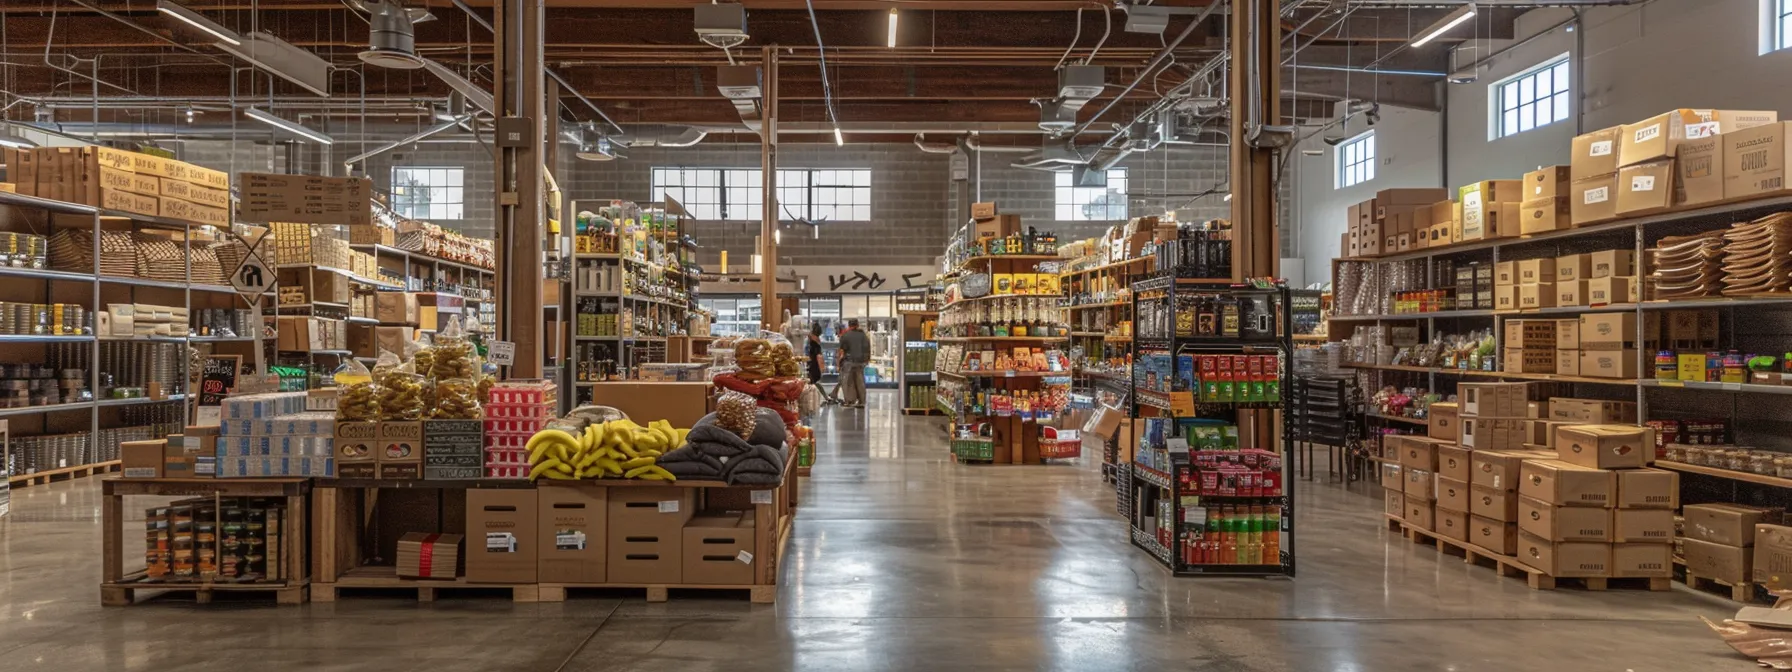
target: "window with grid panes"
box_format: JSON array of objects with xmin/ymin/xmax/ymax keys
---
[
  {"xmin": 1495, "ymin": 57, "xmax": 1570, "ymax": 138},
  {"xmin": 1336, "ymin": 131, "xmax": 1375, "ymax": 189},
  {"xmin": 650, "ymin": 168, "xmax": 870, "ymax": 221},
  {"xmin": 1055, "ymin": 168, "xmax": 1128, "ymax": 221},
  {"xmin": 391, "ymin": 167, "xmax": 464, "ymax": 220},
  {"xmin": 1776, "ymin": 0, "xmax": 1792, "ymax": 52}
]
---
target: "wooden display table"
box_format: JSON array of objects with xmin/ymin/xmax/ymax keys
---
[{"xmin": 100, "ymin": 477, "xmax": 312, "ymax": 606}]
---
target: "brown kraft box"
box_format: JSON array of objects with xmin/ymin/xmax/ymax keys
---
[
  {"xmin": 1616, "ymin": 468, "xmax": 1678, "ymax": 509},
  {"xmin": 1571, "ymin": 127, "xmax": 1621, "ymax": 181},
  {"xmin": 1472, "ymin": 449, "xmax": 1548, "ymax": 491},
  {"xmin": 1520, "ymin": 197, "xmax": 1572, "ymax": 235},
  {"xmin": 1518, "ymin": 495, "xmax": 1612, "ymax": 542},
  {"xmin": 1724, "ymin": 121, "xmax": 1792, "ymax": 200},
  {"xmin": 1427, "ymin": 402, "xmax": 1459, "ymax": 441},
  {"xmin": 537, "ymin": 485, "xmax": 608, "ymax": 583},
  {"xmin": 1436, "ymin": 445, "xmax": 1471, "ymax": 483},
  {"xmin": 1405, "ymin": 468, "xmax": 1436, "ymax": 501},
  {"xmin": 1470, "ymin": 514, "xmax": 1519, "ymax": 555},
  {"xmin": 1384, "ymin": 489, "xmax": 1405, "ymax": 519},
  {"xmin": 1517, "ymin": 532, "xmax": 1611, "ymax": 578},
  {"xmin": 1753, "ymin": 524, "xmax": 1792, "ymax": 590},
  {"xmin": 1553, "ymin": 424, "xmax": 1652, "ymax": 470},
  {"xmin": 1610, "ymin": 543, "xmax": 1673, "ymax": 578},
  {"xmin": 1615, "ymin": 159, "xmax": 1675, "ymax": 215},
  {"xmin": 335, "ymin": 420, "xmax": 378, "ymax": 479},
  {"xmin": 1684, "ymin": 537, "xmax": 1752, "ymax": 584},
  {"xmin": 1518, "ymin": 459, "xmax": 1615, "ymax": 507},
  {"xmin": 121, "ymin": 439, "xmax": 165, "ymax": 479},
  {"xmin": 377, "ymin": 420, "xmax": 422, "ymax": 479},
  {"xmin": 1570, "ymin": 176, "xmax": 1617, "ymax": 226},
  {"xmin": 586, "ymin": 382, "xmax": 717, "ymax": 430},
  {"xmin": 1393, "ymin": 435, "xmax": 1445, "ymax": 471},
  {"xmin": 1460, "ymin": 382, "xmax": 1528, "ymax": 417},
  {"xmin": 466, "ymin": 488, "xmax": 538, "ymax": 583},
  {"xmin": 1435, "ymin": 508, "xmax": 1470, "ymax": 542},
  {"xmin": 1471, "ymin": 483, "xmax": 1519, "ymax": 523},
  {"xmin": 1524, "ymin": 166, "xmax": 1573, "ymax": 201},
  {"xmin": 1612, "ymin": 508, "xmax": 1675, "ymax": 543},
  {"xmin": 607, "ymin": 487, "xmax": 697, "ymax": 584},
  {"xmin": 1547, "ymin": 398, "xmax": 1636, "ymax": 423},
  {"xmin": 682, "ymin": 512, "xmax": 757, "ymax": 585},
  {"xmin": 1380, "ymin": 461, "xmax": 1403, "ymax": 491},
  {"xmin": 1683, "ymin": 503, "xmax": 1785, "ymax": 546},
  {"xmin": 1676, "ymin": 133, "xmax": 1724, "ymax": 206},
  {"xmin": 1404, "ymin": 495, "xmax": 1435, "ymax": 531},
  {"xmin": 1436, "ymin": 477, "xmax": 1470, "ymax": 513}
]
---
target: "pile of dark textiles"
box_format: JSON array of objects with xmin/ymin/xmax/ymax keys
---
[{"xmin": 655, "ymin": 407, "xmax": 790, "ymax": 485}]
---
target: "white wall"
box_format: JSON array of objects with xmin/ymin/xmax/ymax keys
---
[{"xmin": 1292, "ymin": 104, "xmax": 1443, "ymax": 286}]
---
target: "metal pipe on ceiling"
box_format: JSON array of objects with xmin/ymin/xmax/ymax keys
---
[{"xmin": 1066, "ymin": 1, "xmax": 1224, "ymax": 140}]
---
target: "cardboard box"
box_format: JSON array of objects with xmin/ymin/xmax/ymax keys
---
[
  {"xmin": 1589, "ymin": 249, "xmax": 1634, "ymax": 279},
  {"xmin": 1495, "ymin": 284, "xmax": 1516, "ymax": 311},
  {"xmin": 1494, "ymin": 261, "xmax": 1516, "ymax": 286},
  {"xmin": 1615, "ymin": 468, "xmax": 1678, "ymax": 510},
  {"xmin": 1504, "ymin": 348, "xmax": 1556, "ymax": 374},
  {"xmin": 240, "ymin": 172, "xmax": 373, "ymax": 227},
  {"xmin": 1519, "ymin": 495, "xmax": 1612, "ymax": 542},
  {"xmin": 1385, "ymin": 488, "xmax": 1406, "ymax": 518},
  {"xmin": 158, "ymin": 197, "xmax": 229, "ymax": 227},
  {"xmin": 1684, "ymin": 537, "xmax": 1752, "ymax": 584},
  {"xmin": 1519, "ymin": 459, "xmax": 1615, "ymax": 507},
  {"xmin": 1436, "ymin": 508, "xmax": 1470, "ymax": 542},
  {"xmin": 1570, "ymin": 176, "xmax": 1618, "ymax": 226},
  {"xmin": 1621, "ymin": 109, "xmax": 1779, "ymax": 167},
  {"xmin": 1579, "ymin": 313, "xmax": 1637, "ymax": 349},
  {"xmin": 377, "ymin": 420, "xmax": 421, "ymax": 479},
  {"xmin": 971, "ymin": 202, "xmax": 998, "ymax": 220},
  {"xmin": 1555, "ymin": 350, "xmax": 1581, "ymax": 376},
  {"xmin": 1428, "ymin": 402, "xmax": 1460, "ymax": 441},
  {"xmin": 1524, "ymin": 166, "xmax": 1573, "ymax": 201},
  {"xmin": 1555, "ymin": 254, "xmax": 1590, "ymax": 283},
  {"xmin": 1676, "ymin": 133, "xmax": 1725, "ymax": 206},
  {"xmin": 1684, "ymin": 503, "xmax": 1785, "ymax": 546},
  {"xmin": 1554, "ymin": 424, "xmax": 1651, "ymax": 469},
  {"xmin": 375, "ymin": 326, "xmax": 414, "ymax": 358},
  {"xmin": 1404, "ymin": 495, "xmax": 1435, "ymax": 531},
  {"xmin": 682, "ymin": 512, "xmax": 756, "ymax": 585},
  {"xmin": 1610, "ymin": 543, "xmax": 1673, "ymax": 578},
  {"xmin": 1460, "ymin": 417, "xmax": 1525, "ymax": 451},
  {"xmin": 1616, "ymin": 159, "xmax": 1675, "ymax": 215},
  {"xmin": 1472, "ymin": 483, "xmax": 1520, "ymax": 522},
  {"xmin": 1393, "ymin": 435, "xmax": 1442, "ymax": 471},
  {"xmin": 1505, "ymin": 319, "xmax": 1558, "ymax": 348},
  {"xmin": 1724, "ymin": 121, "xmax": 1792, "ymax": 200},
  {"xmin": 396, "ymin": 532, "xmax": 463, "ymax": 579},
  {"xmin": 586, "ymin": 381, "xmax": 715, "ymax": 430},
  {"xmin": 121, "ymin": 439, "xmax": 165, "ymax": 478},
  {"xmin": 1436, "ymin": 445, "xmax": 1471, "ymax": 483},
  {"xmin": 1517, "ymin": 283, "xmax": 1556, "ymax": 309},
  {"xmin": 1754, "ymin": 524, "xmax": 1792, "ymax": 590},
  {"xmin": 537, "ymin": 485, "xmax": 608, "ymax": 583},
  {"xmin": 1554, "ymin": 320, "xmax": 1581, "ymax": 349},
  {"xmin": 607, "ymin": 488, "xmax": 696, "ymax": 584},
  {"xmin": 1520, "ymin": 197, "xmax": 1572, "ymax": 234},
  {"xmin": 1405, "ymin": 468, "xmax": 1436, "ymax": 501},
  {"xmin": 1374, "ymin": 188, "xmax": 1451, "ymax": 217},
  {"xmin": 161, "ymin": 438, "xmax": 197, "ymax": 478},
  {"xmin": 1572, "ymin": 127, "xmax": 1621, "ymax": 181},
  {"xmin": 1461, "ymin": 382, "xmax": 1528, "ymax": 417},
  {"xmin": 976, "ymin": 214, "xmax": 1022, "ymax": 240},
  {"xmin": 1470, "ymin": 515, "xmax": 1519, "ymax": 555},
  {"xmin": 376, "ymin": 292, "xmax": 420, "ymax": 326},
  {"xmin": 1578, "ymin": 348, "xmax": 1639, "ymax": 379},
  {"xmin": 1547, "ymin": 398, "xmax": 1637, "ymax": 423},
  {"xmin": 1459, "ymin": 181, "xmax": 1523, "ymax": 241},
  {"xmin": 1437, "ymin": 476, "xmax": 1470, "ymax": 513},
  {"xmin": 335, "ymin": 420, "xmax": 378, "ymax": 479},
  {"xmin": 1515, "ymin": 259, "xmax": 1555, "ymax": 285},
  {"xmin": 185, "ymin": 163, "xmax": 231, "ymax": 191},
  {"xmin": 1516, "ymin": 532, "xmax": 1611, "ymax": 578},
  {"xmin": 1613, "ymin": 508, "xmax": 1674, "ymax": 543},
  {"xmin": 465, "ymin": 488, "xmax": 538, "ymax": 583}
]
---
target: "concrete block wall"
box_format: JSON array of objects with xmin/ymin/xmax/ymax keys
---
[
  {"xmin": 950, "ymin": 144, "xmax": 1235, "ymax": 245},
  {"xmin": 359, "ymin": 143, "xmax": 498, "ymax": 239}
]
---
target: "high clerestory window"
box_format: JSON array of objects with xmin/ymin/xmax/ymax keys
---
[{"xmin": 651, "ymin": 168, "xmax": 871, "ymax": 221}]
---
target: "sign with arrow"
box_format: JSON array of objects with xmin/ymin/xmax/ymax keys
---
[{"xmin": 231, "ymin": 252, "xmax": 274, "ymax": 299}]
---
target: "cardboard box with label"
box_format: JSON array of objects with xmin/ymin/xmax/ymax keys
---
[
  {"xmin": 586, "ymin": 382, "xmax": 716, "ymax": 430},
  {"xmin": 1384, "ymin": 488, "xmax": 1405, "ymax": 518},
  {"xmin": 1684, "ymin": 537, "xmax": 1753, "ymax": 584},
  {"xmin": 1428, "ymin": 402, "xmax": 1460, "ymax": 441},
  {"xmin": 1517, "ymin": 532, "xmax": 1611, "ymax": 578},
  {"xmin": 1380, "ymin": 461, "xmax": 1403, "ymax": 489},
  {"xmin": 1436, "ymin": 445, "xmax": 1471, "ymax": 482},
  {"xmin": 335, "ymin": 420, "xmax": 378, "ymax": 478},
  {"xmin": 1524, "ymin": 166, "xmax": 1573, "ymax": 200},
  {"xmin": 1392, "ymin": 435, "xmax": 1445, "ymax": 471},
  {"xmin": 607, "ymin": 487, "xmax": 697, "ymax": 584},
  {"xmin": 682, "ymin": 512, "xmax": 757, "ymax": 585},
  {"xmin": 377, "ymin": 420, "xmax": 421, "ymax": 479},
  {"xmin": 976, "ymin": 214, "xmax": 1022, "ymax": 240},
  {"xmin": 1572, "ymin": 127, "xmax": 1621, "ymax": 181},
  {"xmin": 1754, "ymin": 524, "xmax": 1792, "ymax": 590},
  {"xmin": 466, "ymin": 488, "xmax": 538, "ymax": 583},
  {"xmin": 1619, "ymin": 109, "xmax": 1777, "ymax": 167},
  {"xmin": 1554, "ymin": 424, "xmax": 1651, "ymax": 469},
  {"xmin": 1684, "ymin": 503, "xmax": 1784, "ymax": 546},
  {"xmin": 1471, "ymin": 514, "xmax": 1520, "ymax": 555},
  {"xmin": 1676, "ymin": 133, "xmax": 1725, "ymax": 206},
  {"xmin": 1461, "ymin": 416, "xmax": 1526, "ymax": 451},
  {"xmin": 1519, "ymin": 459, "xmax": 1615, "ymax": 507},
  {"xmin": 1519, "ymin": 495, "xmax": 1612, "ymax": 542},
  {"xmin": 1461, "ymin": 382, "xmax": 1530, "ymax": 417},
  {"xmin": 1724, "ymin": 121, "xmax": 1792, "ymax": 200},
  {"xmin": 1570, "ymin": 176, "xmax": 1618, "ymax": 226},
  {"xmin": 1548, "ymin": 398, "xmax": 1637, "ymax": 423},
  {"xmin": 1578, "ymin": 349, "xmax": 1638, "ymax": 378},
  {"xmin": 1495, "ymin": 284, "xmax": 1517, "ymax": 311},
  {"xmin": 1555, "ymin": 254, "xmax": 1591, "ymax": 283},
  {"xmin": 1435, "ymin": 508, "xmax": 1470, "ymax": 542},
  {"xmin": 1520, "ymin": 197, "xmax": 1573, "ymax": 234},
  {"xmin": 1405, "ymin": 468, "xmax": 1436, "ymax": 501},
  {"xmin": 376, "ymin": 292, "xmax": 421, "ymax": 326},
  {"xmin": 537, "ymin": 485, "xmax": 608, "ymax": 583},
  {"xmin": 1504, "ymin": 348, "xmax": 1556, "ymax": 375},
  {"xmin": 1616, "ymin": 468, "xmax": 1678, "ymax": 509},
  {"xmin": 1610, "ymin": 543, "xmax": 1673, "ymax": 578},
  {"xmin": 121, "ymin": 439, "xmax": 165, "ymax": 478},
  {"xmin": 1472, "ymin": 483, "xmax": 1520, "ymax": 522},
  {"xmin": 396, "ymin": 532, "xmax": 463, "ymax": 579},
  {"xmin": 971, "ymin": 202, "xmax": 998, "ymax": 220},
  {"xmin": 1616, "ymin": 159, "xmax": 1675, "ymax": 215},
  {"xmin": 1405, "ymin": 494, "xmax": 1436, "ymax": 531},
  {"xmin": 1612, "ymin": 508, "xmax": 1675, "ymax": 543},
  {"xmin": 1459, "ymin": 180, "xmax": 1523, "ymax": 241}
]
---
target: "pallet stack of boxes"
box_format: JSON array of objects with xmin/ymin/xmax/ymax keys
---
[
  {"xmin": 1682, "ymin": 503, "xmax": 1784, "ymax": 592},
  {"xmin": 1495, "ymin": 250, "xmax": 1638, "ymax": 314},
  {"xmin": 1342, "ymin": 188, "xmax": 1450, "ymax": 258}
]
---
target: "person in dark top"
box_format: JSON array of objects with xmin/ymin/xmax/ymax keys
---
[
  {"xmin": 806, "ymin": 322, "xmax": 837, "ymax": 405},
  {"xmin": 838, "ymin": 319, "xmax": 871, "ymax": 409}
]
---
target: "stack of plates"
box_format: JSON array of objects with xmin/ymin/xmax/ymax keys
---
[
  {"xmin": 1649, "ymin": 230, "xmax": 1725, "ymax": 300},
  {"xmin": 1721, "ymin": 213, "xmax": 1792, "ymax": 296}
]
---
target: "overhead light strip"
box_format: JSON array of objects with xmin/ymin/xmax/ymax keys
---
[
  {"xmin": 1411, "ymin": 3, "xmax": 1476, "ymax": 48},
  {"xmin": 157, "ymin": 0, "xmax": 243, "ymax": 46},
  {"xmin": 887, "ymin": 9, "xmax": 899, "ymax": 49},
  {"xmin": 245, "ymin": 107, "xmax": 334, "ymax": 144}
]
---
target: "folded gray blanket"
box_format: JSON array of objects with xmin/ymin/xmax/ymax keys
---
[
  {"xmin": 654, "ymin": 445, "xmax": 724, "ymax": 480},
  {"xmin": 683, "ymin": 409, "xmax": 790, "ymax": 485},
  {"xmin": 721, "ymin": 444, "xmax": 788, "ymax": 486}
]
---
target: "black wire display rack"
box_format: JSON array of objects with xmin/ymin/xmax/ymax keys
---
[{"xmin": 1122, "ymin": 276, "xmax": 1296, "ymax": 578}]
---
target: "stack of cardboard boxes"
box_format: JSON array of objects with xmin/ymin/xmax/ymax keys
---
[
  {"xmin": 1571, "ymin": 109, "xmax": 1781, "ymax": 227},
  {"xmin": 1, "ymin": 146, "xmax": 231, "ymax": 225},
  {"xmin": 1683, "ymin": 503, "xmax": 1784, "ymax": 590},
  {"xmin": 1493, "ymin": 250, "xmax": 1636, "ymax": 313},
  {"xmin": 1513, "ymin": 424, "xmax": 1677, "ymax": 580},
  {"xmin": 1459, "ymin": 180, "xmax": 1524, "ymax": 242},
  {"xmin": 1343, "ymin": 188, "xmax": 1450, "ymax": 257},
  {"xmin": 1519, "ymin": 167, "xmax": 1574, "ymax": 234}
]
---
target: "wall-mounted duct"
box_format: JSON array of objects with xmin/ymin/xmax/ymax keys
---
[{"xmin": 716, "ymin": 65, "xmax": 763, "ymax": 132}]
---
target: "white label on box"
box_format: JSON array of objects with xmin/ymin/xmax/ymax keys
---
[
  {"xmin": 486, "ymin": 532, "xmax": 516, "ymax": 553},
  {"xmin": 1686, "ymin": 121, "xmax": 1721, "ymax": 139},
  {"xmin": 736, "ymin": 550, "xmax": 754, "ymax": 564},
  {"xmin": 1633, "ymin": 124, "xmax": 1661, "ymax": 144},
  {"xmin": 1631, "ymin": 175, "xmax": 1656, "ymax": 192},
  {"xmin": 123, "ymin": 467, "xmax": 157, "ymax": 478},
  {"xmin": 658, "ymin": 500, "xmax": 680, "ymax": 513},
  {"xmin": 1590, "ymin": 140, "xmax": 1613, "ymax": 157},
  {"xmin": 555, "ymin": 530, "xmax": 586, "ymax": 551},
  {"xmin": 750, "ymin": 489, "xmax": 774, "ymax": 505},
  {"xmin": 1584, "ymin": 186, "xmax": 1610, "ymax": 204},
  {"xmin": 487, "ymin": 340, "xmax": 516, "ymax": 366}
]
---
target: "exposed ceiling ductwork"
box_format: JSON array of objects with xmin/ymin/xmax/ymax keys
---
[
  {"xmin": 716, "ymin": 64, "xmax": 765, "ymax": 132},
  {"xmin": 354, "ymin": 0, "xmax": 436, "ymax": 70}
]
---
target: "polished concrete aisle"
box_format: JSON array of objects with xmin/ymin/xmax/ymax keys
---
[{"xmin": 0, "ymin": 390, "xmax": 1747, "ymax": 671}]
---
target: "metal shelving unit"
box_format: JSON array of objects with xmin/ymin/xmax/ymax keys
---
[{"xmin": 561, "ymin": 198, "xmax": 696, "ymax": 401}]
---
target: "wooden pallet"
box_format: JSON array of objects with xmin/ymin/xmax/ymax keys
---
[
  {"xmin": 313, "ymin": 567, "xmax": 540, "ymax": 603},
  {"xmin": 12, "ymin": 460, "xmax": 120, "ymax": 487},
  {"xmin": 1685, "ymin": 571, "xmax": 1756, "ymax": 602},
  {"xmin": 537, "ymin": 583, "xmax": 773, "ymax": 604},
  {"xmin": 101, "ymin": 579, "xmax": 308, "ymax": 606},
  {"xmin": 1392, "ymin": 516, "xmax": 1671, "ymax": 592}
]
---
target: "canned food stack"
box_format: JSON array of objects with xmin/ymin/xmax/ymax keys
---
[
  {"xmin": 193, "ymin": 308, "xmax": 256, "ymax": 338},
  {"xmin": 0, "ymin": 232, "xmax": 49, "ymax": 269},
  {"xmin": 0, "ymin": 302, "xmax": 88, "ymax": 335}
]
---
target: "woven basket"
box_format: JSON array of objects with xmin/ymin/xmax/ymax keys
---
[
  {"xmin": 212, "ymin": 239, "xmax": 249, "ymax": 275},
  {"xmin": 49, "ymin": 229, "xmax": 137, "ymax": 277},
  {"xmin": 190, "ymin": 243, "xmax": 226, "ymax": 286},
  {"xmin": 137, "ymin": 234, "xmax": 187, "ymax": 282}
]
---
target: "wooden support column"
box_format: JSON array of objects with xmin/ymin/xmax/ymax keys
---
[
  {"xmin": 759, "ymin": 47, "xmax": 781, "ymax": 332},
  {"xmin": 1229, "ymin": 0, "xmax": 1280, "ymax": 279},
  {"xmin": 493, "ymin": 0, "xmax": 545, "ymax": 376}
]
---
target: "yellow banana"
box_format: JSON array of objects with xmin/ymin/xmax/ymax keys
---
[
  {"xmin": 527, "ymin": 430, "xmax": 577, "ymax": 464},
  {"xmin": 621, "ymin": 456, "xmax": 656, "ymax": 469},
  {"xmin": 542, "ymin": 470, "xmax": 577, "ymax": 480},
  {"xmin": 676, "ymin": 428, "xmax": 690, "ymax": 445},
  {"xmin": 528, "ymin": 459, "xmax": 564, "ymax": 481},
  {"xmin": 553, "ymin": 460, "xmax": 573, "ymax": 473},
  {"xmin": 594, "ymin": 458, "xmax": 623, "ymax": 475},
  {"xmin": 634, "ymin": 465, "xmax": 675, "ymax": 481},
  {"xmin": 581, "ymin": 425, "xmax": 598, "ymax": 451}
]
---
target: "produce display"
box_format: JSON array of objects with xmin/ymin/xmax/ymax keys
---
[{"xmin": 524, "ymin": 417, "xmax": 687, "ymax": 481}]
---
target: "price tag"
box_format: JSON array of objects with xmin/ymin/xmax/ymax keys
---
[
  {"xmin": 1722, "ymin": 382, "xmax": 1742, "ymax": 391},
  {"xmin": 487, "ymin": 340, "xmax": 516, "ymax": 366},
  {"xmin": 658, "ymin": 500, "xmax": 681, "ymax": 513},
  {"xmin": 1169, "ymin": 391, "xmax": 1197, "ymax": 417},
  {"xmin": 750, "ymin": 489, "xmax": 773, "ymax": 505},
  {"xmin": 486, "ymin": 532, "xmax": 517, "ymax": 553},
  {"xmin": 736, "ymin": 550, "xmax": 755, "ymax": 564},
  {"xmin": 1005, "ymin": 370, "xmax": 1015, "ymax": 378},
  {"xmin": 1658, "ymin": 380, "xmax": 1684, "ymax": 387},
  {"xmin": 1166, "ymin": 437, "xmax": 1190, "ymax": 455}
]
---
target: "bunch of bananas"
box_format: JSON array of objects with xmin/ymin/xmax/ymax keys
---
[{"xmin": 525, "ymin": 418, "xmax": 689, "ymax": 482}]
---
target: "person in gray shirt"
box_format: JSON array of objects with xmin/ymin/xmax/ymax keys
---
[{"xmin": 837, "ymin": 319, "xmax": 871, "ymax": 409}]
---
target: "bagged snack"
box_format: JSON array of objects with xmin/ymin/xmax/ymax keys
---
[
  {"xmin": 735, "ymin": 338, "xmax": 776, "ymax": 381},
  {"xmin": 430, "ymin": 377, "xmax": 482, "ymax": 419},
  {"xmin": 370, "ymin": 349, "xmax": 403, "ymax": 384},
  {"xmin": 333, "ymin": 358, "xmax": 381, "ymax": 421},
  {"xmin": 410, "ymin": 336, "xmax": 435, "ymax": 377},
  {"xmin": 715, "ymin": 390, "xmax": 759, "ymax": 438},
  {"xmin": 379, "ymin": 366, "xmax": 427, "ymax": 421},
  {"xmin": 429, "ymin": 316, "xmax": 478, "ymax": 380}
]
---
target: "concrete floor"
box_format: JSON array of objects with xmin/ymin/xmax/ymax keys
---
[{"xmin": 0, "ymin": 389, "xmax": 1751, "ymax": 671}]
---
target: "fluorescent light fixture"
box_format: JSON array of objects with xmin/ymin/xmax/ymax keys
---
[
  {"xmin": 1411, "ymin": 3, "xmax": 1475, "ymax": 48},
  {"xmin": 774, "ymin": 228, "xmax": 782, "ymax": 245},
  {"xmin": 157, "ymin": 0, "xmax": 243, "ymax": 46},
  {"xmin": 245, "ymin": 107, "xmax": 334, "ymax": 144},
  {"xmin": 833, "ymin": 127, "xmax": 844, "ymax": 146},
  {"xmin": 1223, "ymin": 193, "xmax": 1233, "ymax": 202},
  {"xmin": 751, "ymin": 254, "xmax": 763, "ymax": 275},
  {"xmin": 887, "ymin": 9, "xmax": 899, "ymax": 48},
  {"xmin": 812, "ymin": 224, "xmax": 819, "ymax": 239},
  {"xmin": 215, "ymin": 32, "xmax": 332, "ymax": 97}
]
